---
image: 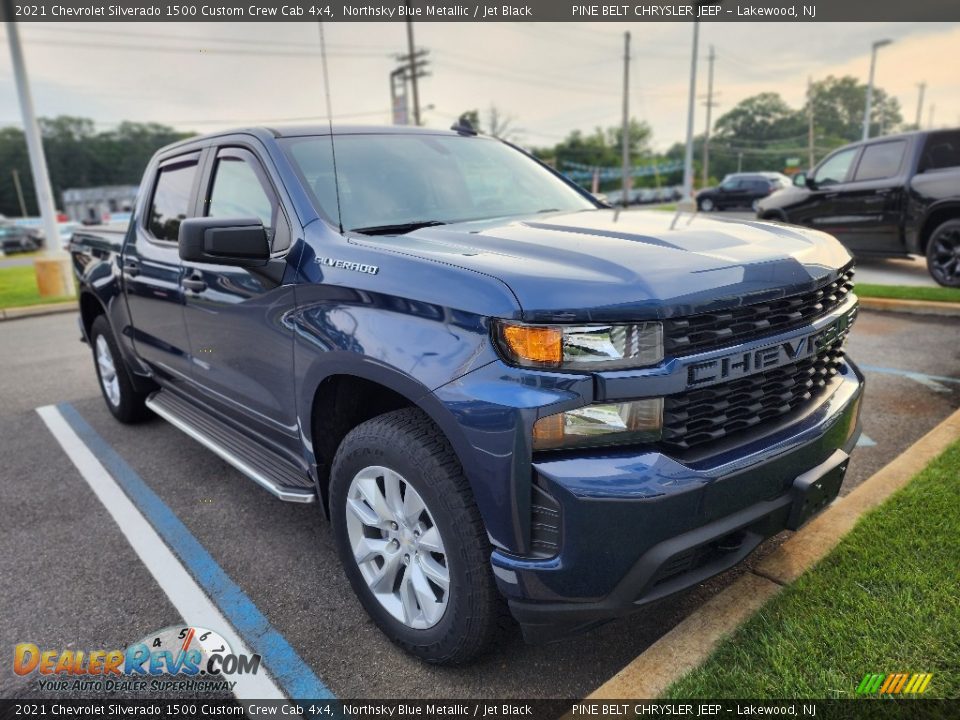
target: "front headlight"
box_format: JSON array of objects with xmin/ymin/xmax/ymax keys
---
[
  {"xmin": 494, "ymin": 321, "xmax": 663, "ymax": 370},
  {"xmin": 532, "ymin": 399, "xmax": 663, "ymax": 451}
]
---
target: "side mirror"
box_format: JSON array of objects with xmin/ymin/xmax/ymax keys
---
[
  {"xmin": 179, "ymin": 217, "xmax": 270, "ymax": 267},
  {"xmin": 794, "ymin": 172, "xmax": 811, "ymax": 188}
]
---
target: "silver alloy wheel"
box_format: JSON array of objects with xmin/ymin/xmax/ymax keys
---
[
  {"xmin": 95, "ymin": 334, "xmax": 121, "ymax": 407},
  {"xmin": 345, "ymin": 465, "xmax": 450, "ymax": 629},
  {"xmin": 700, "ymin": 197, "xmax": 714, "ymax": 211}
]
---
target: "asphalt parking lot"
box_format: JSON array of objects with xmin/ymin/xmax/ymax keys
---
[{"xmin": 1, "ymin": 307, "xmax": 958, "ymax": 700}]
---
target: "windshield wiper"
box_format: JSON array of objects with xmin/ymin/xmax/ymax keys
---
[{"xmin": 351, "ymin": 220, "xmax": 447, "ymax": 236}]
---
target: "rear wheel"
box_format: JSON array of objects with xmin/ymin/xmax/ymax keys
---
[
  {"xmin": 330, "ymin": 408, "xmax": 506, "ymax": 664},
  {"xmin": 90, "ymin": 315, "xmax": 151, "ymax": 423},
  {"xmin": 926, "ymin": 219, "xmax": 960, "ymax": 287},
  {"xmin": 698, "ymin": 197, "xmax": 715, "ymax": 212}
]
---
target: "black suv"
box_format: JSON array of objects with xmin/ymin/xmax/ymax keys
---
[
  {"xmin": 757, "ymin": 129, "xmax": 960, "ymax": 286},
  {"xmin": 696, "ymin": 172, "xmax": 790, "ymax": 212}
]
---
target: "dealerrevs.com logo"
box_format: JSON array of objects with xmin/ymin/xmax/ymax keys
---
[{"xmin": 13, "ymin": 625, "xmax": 261, "ymax": 693}]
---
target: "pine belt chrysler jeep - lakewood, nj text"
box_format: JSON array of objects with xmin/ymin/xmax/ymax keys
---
[{"xmin": 71, "ymin": 124, "xmax": 864, "ymax": 664}]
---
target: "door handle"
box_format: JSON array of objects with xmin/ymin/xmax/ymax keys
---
[
  {"xmin": 824, "ymin": 193, "xmax": 839, "ymax": 200},
  {"xmin": 121, "ymin": 258, "xmax": 140, "ymax": 277},
  {"xmin": 182, "ymin": 275, "xmax": 207, "ymax": 293}
]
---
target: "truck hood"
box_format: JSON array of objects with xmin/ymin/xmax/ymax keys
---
[{"xmin": 353, "ymin": 209, "xmax": 853, "ymax": 323}]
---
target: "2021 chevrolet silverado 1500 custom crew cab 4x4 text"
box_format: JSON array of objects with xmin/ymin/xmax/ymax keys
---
[
  {"xmin": 757, "ymin": 128, "xmax": 960, "ymax": 287},
  {"xmin": 71, "ymin": 125, "xmax": 864, "ymax": 664}
]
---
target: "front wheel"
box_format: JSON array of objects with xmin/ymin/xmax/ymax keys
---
[
  {"xmin": 926, "ymin": 219, "xmax": 960, "ymax": 287},
  {"xmin": 90, "ymin": 315, "xmax": 151, "ymax": 423},
  {"xmin": 330, "ymin": 408, "xmax": 506, "ymax": 664},
  {"xmin": 698, "ymin": 197, "xmax": 715, "ymax": 212}
]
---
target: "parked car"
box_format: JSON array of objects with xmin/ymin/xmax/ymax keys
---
[
  {"xmin": 0, "ymin": 222, "xmax": 40, "ymax": 254},
  {"xmin": 71, "ymin": 125, "xmax": 864, "ymax": 664},
  {"xmin": 757, "ymin": 129, "xmax": 960, "ymax": 286},
  {"xmin": 697, "ymin": 173, "xmax": 791, "ymax": 212}
]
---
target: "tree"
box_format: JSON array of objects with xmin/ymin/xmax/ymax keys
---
[
  {"xmin": 532, "ymin": 119, "xmax": 652, "ymax": 169},
  {"xmin": 807, "ymin": 75, "xmax": 902, "ymax": 143},
  {"xmin": 0, "ymin": 117, "xmax": 193, "ymax": 217},
  {"xmin": 713, "ymin": 93, "xmax": 805, "ymax": 143},
  {"xmin": 456, "ymin": 105, "xmax": 522, "ymax": 142}
]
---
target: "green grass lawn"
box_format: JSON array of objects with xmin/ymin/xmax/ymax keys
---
[
  {"xmin": 0, "ymin": 264, "xmax": 75, "ymax": 310},
  {"xmin": 856, "ymin": 283, "xmax": 960, "ymax": 304},
  {"xmin": 666, "ymin": 440, "xmax": 960, "ymax": 699}
]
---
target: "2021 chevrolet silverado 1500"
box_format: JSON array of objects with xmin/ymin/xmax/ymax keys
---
[
  {"xmin": 71, "ymin": 125, "xmax": 864, "ymax": 664},
  {"xmin": 757, "ymin": 128, "xmax": 960, "ymax": 287}
]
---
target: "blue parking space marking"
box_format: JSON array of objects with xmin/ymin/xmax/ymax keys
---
[
  {"xmin": 57, "ymin": 403, "xmax": 335, "ymax": 701},
  {"xmin": 856, "ymin": 434, "xmax": 877, "ymax": 448},
  {"xmin": 859, "ymin": 364, "xmax": 960, "ymax": 393}
]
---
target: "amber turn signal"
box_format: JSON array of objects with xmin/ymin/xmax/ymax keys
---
[{"xmin": 499, "ymin": 324, "xmax": 563, "ymax": 367}]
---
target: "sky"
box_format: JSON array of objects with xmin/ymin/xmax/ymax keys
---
[{"xmin": 1, "ymin": 21, "xmax": 958, "ymax": 154}]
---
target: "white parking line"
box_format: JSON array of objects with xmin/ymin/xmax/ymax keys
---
[{"xmin": 37, "ymin": 404, "xmax": 286, "ymax": 701}]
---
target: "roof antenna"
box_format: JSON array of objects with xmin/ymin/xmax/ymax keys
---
[
  {"xmin": 318, "ymin": 21, "xmax": 344, "ymax": 234},
  {"xmin": 450, "ymin": 113, "xmax": 478, "ymax": 136}
]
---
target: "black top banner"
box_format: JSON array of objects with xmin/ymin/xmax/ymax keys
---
[{"xmin": 0, "ymin": 0, "xmax": 958, "ymax": 22}]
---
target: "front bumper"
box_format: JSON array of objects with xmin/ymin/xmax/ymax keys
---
[{"xmin": 492, "ymin": 358, "xmax": 865, "ymax": 643}]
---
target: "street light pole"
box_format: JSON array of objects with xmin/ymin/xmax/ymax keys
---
[
  {"xmin": 620, "ymin": 31, "xmax": 631, "ymax": 208},
  {"xmin": 682, "ymin": 22, "xmax": 699, "ymax": 201},
  {"xmin": 4, "ymin": 9, "xmax": 74, "ymax": 295},
  {"xmin": 862, "ymin": 38, "xmax": 892, "ymax": 142}
]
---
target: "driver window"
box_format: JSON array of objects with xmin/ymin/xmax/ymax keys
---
[
  {"xmin": 207, "ymin": 148, "xmax": 288, "ymax": 250},
  {"xmin": 720, "ymin": 178, "xmax": 739, "ymax": 191},
  {"xmin": 813, "ymin": 148, "xmax": 857, "ymax": 186}
]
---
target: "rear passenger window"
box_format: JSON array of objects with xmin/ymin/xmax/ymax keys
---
[
  {"xmin": 854, "ymin": 140, "xmax": 906, "ymax": 181},
  {"xmin": 147, "ymin": 158, "xmax": 198, "ymax": 242},
  {"xmin": 920, "ymin": 131, "xmax": 960, "ymax": 172}
]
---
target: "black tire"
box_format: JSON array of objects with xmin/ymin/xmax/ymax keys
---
[
  {"xmin": 698, "ymin": 197, "xmax": 715, "ymax": 212},
  {"xmin": 329, "ymin": 408, "xmax": 507, "ymax": 664},
  {"xmin": 925, "ymin": 219, "xmax": 960, "ymax": 288},
  {"xmin": 90, "ymin": 315, "xmax": 151, "ymax": 423}
]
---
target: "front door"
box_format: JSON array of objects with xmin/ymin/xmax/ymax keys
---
[
  {"xmin": 179, "ymin": 144, "xmax": 300, "ymax": 453},
  {"xmin": 790, "ymin": 145, "xmax": 861, "ymax": 241}
]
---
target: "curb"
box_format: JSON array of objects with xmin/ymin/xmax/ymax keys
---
[
  {"xmin": 859, "ymin": 296, "xmax": 960, "ymax": 317},
  {"xmin": 0, "ymin": 301, "xmax": 77, "ymax": 321},
  {"xmin": 588, "ymin": 404, "xmax": 960, "ymax": 700}
]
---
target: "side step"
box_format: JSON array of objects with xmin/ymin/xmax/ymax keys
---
[{"xmin": 146, "ymin": 391, "xmax": 316, "ymax": 504}]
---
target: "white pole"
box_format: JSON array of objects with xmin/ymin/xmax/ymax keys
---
[
  {"xmin": 5, "ymin": 19, "xmax": 67, "ymax": 263},
  {"xmin": 620, "ymin": 31, "xmax": 631, "ymax": 207},
  {"xmin": 682, "ymin": 22, "xmax": 699, "ymax": 200},
  {"xmin": 862, "ymin": 39, "xmax": 892, "ymax": 142}
]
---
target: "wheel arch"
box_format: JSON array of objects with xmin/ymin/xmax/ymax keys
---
[
  {"xmin": 304, "ymin": 362, "xmax": 481, "ymax": 518},
  {"xmin": 918, "ymin": 201, "xmax": 960, "ymax": 254}
]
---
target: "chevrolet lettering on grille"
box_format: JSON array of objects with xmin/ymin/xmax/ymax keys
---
[{"xmin": 686, "ymin": 306, "xmax": 857, "ymax": 388}]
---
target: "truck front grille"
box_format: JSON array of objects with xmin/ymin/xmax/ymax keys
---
[
  {"xmin": 661, "ymin": 341, "xmax": 846, "ymax": 451},
  {"xmin": 663, "ymin": 266, "xmax": 855, "ymax": 356}
]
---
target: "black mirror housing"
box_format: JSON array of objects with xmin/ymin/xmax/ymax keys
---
[{"xmin": 179, "ymin": 217, "xmax": 270, "ymax": 267}]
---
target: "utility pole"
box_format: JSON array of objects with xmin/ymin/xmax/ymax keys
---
[
  {"xmin": 12, "ymin": 169, "xmax": 28, "ymax": 218},
  {"xmin": 701, "ymin": 45, "xmax": 716, "ymax": 189},
  {"xmin": 807, "ymin": 76, "xmax": 815, "ymax": 169},
  {"xmin": 405, "ymin": 11, "xmax": 421, "ymax": 125},
  {"xmin": 737, "ymin": 152, "xmax": 743, "ymax": 173},
  {"xmin": 928, "ymin": 103, "xmax": 936, "ymax": 130},
  {"xmin": 915, "ymin": 82, "xmax": 926, "ymax": 129},
  {"xmin": 682, "ymin": 22, "xmax": 699, "ymax": 200},
  {"xmin": 4, "ymin": 8, "xmax": 74, "ymax": 296},
  {"xmin": 620, "ymin": 31, "xmax": 631, "ymax": 208},
  {"xmin": 393, "ymin": 10, "xmax": 429, "ymax": 127}
]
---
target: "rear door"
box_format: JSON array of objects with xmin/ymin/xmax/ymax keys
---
[
  {"xmin": 828, "ymin": 138, "xmax": 909, "ymax": 255},
  {"xmin": 179, "ymin": 143, "xmax": 301, "ymax": 452},
  {"xmin": 122, "ymin": 151, "xmax": 200, "ymax": 384}
]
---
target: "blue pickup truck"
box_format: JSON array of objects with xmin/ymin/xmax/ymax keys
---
[{"xmin": 70, "ymin": 124, "xmax": 864, "ymax": 664}]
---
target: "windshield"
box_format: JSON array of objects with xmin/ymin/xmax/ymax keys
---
[{"xmin": 281, "ymin": 133, "xmax": 595, "ymax": 233}]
